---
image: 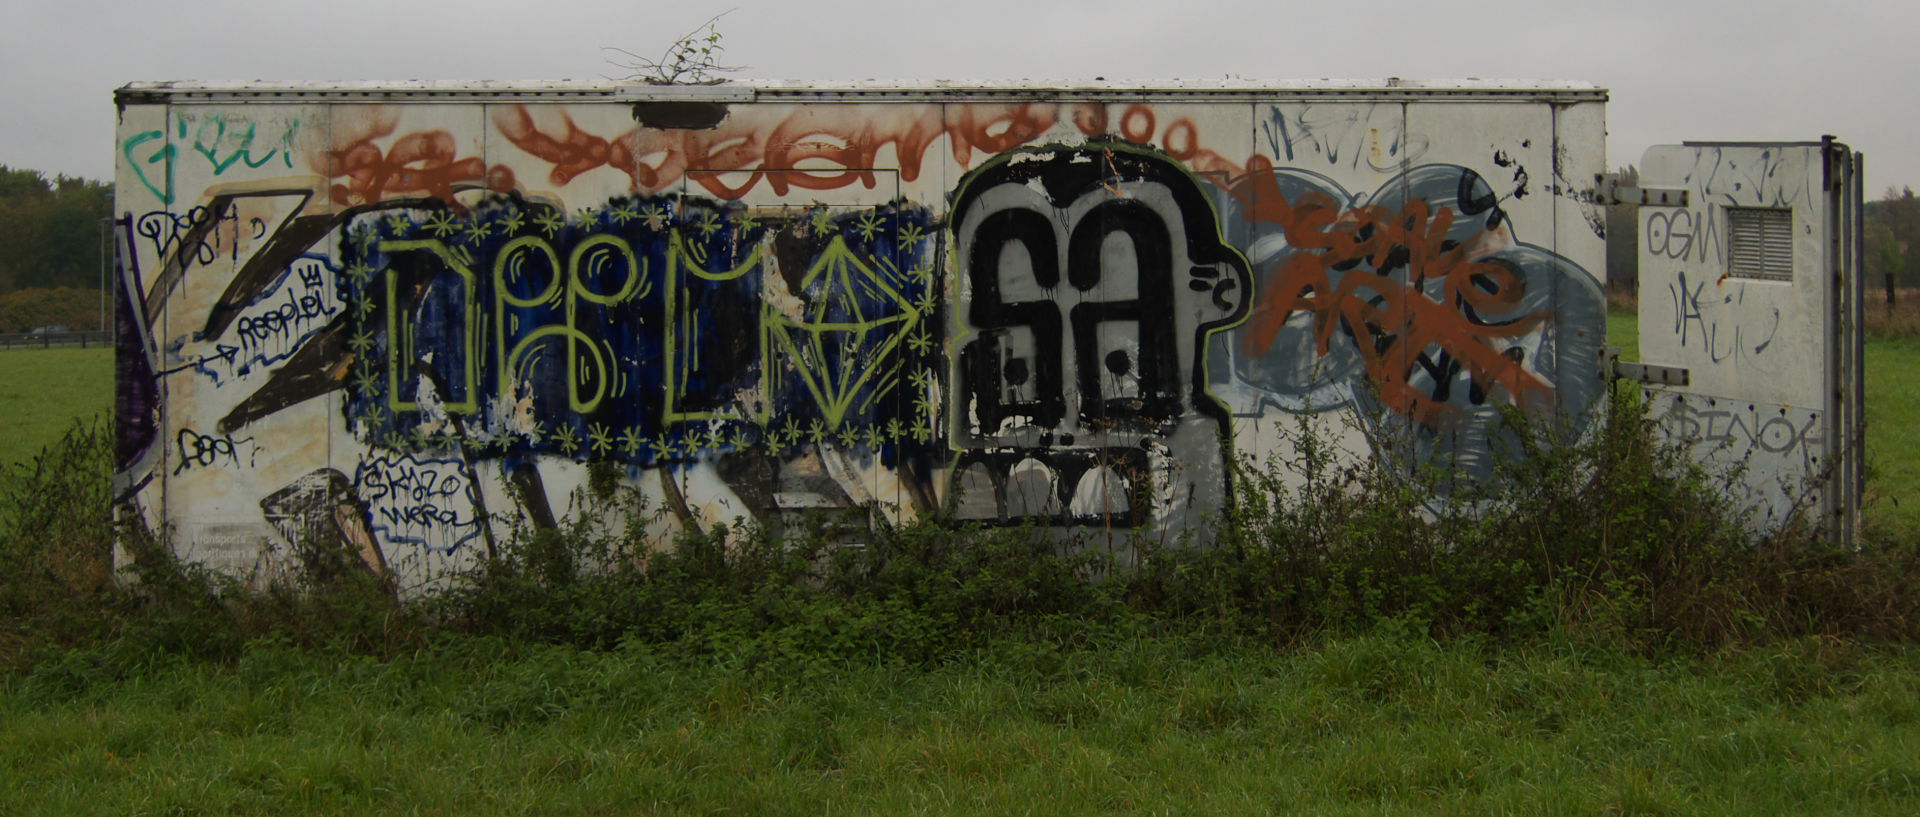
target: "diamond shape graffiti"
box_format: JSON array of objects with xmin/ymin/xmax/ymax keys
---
[{"xmin": 764, "ymin": 236, "xmax": 919, "ymax": 430}]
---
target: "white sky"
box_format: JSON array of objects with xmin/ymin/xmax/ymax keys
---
[{"xmin": 6, "ymin": 0, "xmax": 1916, "ymax": 195}]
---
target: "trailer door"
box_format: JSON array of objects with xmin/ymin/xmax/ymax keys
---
[{"xmin": 1632, "ymin": 138, "xmax": 1864, "ymax": 542}]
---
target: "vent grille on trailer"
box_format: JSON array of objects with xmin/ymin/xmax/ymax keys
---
[{"xmin": 1727, "ymin": 207, "xmax": 1794, "ymax": 282}]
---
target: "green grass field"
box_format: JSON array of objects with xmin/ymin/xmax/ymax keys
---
[
  {"xmin": 1606, "ymin": 308, "xmax": 1641, "ymax": 362},
  {"xmin": 5, "ymin": 633, "xmax": 1917, "ymax": 816},
  {"xmin": 0, "ymin": 347, "xmax": 111, "ymax": 467},
  {"xmin": 1864, "ymin": 336, "xmax": 1920, "ymax": 537},
  {"xmin": 2, "ymin": 320, "xmax": 1916, "ymax": 815}
]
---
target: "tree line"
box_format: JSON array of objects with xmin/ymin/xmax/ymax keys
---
[
  {"xmin": 1868, "ymin": 186, "xmax": 1920, "ymax": 299},
  {"xmin": 0, "ymin": 165, "xmax": 111, "ymax": 332}
]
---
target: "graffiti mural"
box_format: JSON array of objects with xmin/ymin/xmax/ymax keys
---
[
  {"xmin": 113, "ymin": 84, "xmax": 1614, "ymax": 590},
  {"xmin": 335, "ymin": 194, "xmax": 943, "ymax": 467},
  {"xmin": 948, "ymin": 142, "xmax": 1251, "ymax": 526},
  {"xmin": 1212, "ymin": 156, "xmax": 1608, "ymax": 478}
]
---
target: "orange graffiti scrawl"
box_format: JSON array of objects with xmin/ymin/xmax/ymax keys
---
[
  {"xmin": 321, "ymin": 110, "xmax": 512, "ymax": 206},
  {"xmin": 489, "ymin": 103, "xmax": 1245, "ymax": 198},
  {"xmin": 1232, "ymin": 156, "xmax": 1554, "ymax": 430}
]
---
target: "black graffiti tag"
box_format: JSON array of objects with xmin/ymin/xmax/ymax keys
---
[
  {"xmin": 953, "ymin": 143, "xmax": 1249, "ymax": 438},
  {"xmin": 1644, "ymin": 209, "xmax": 1721, "ymax": 263},
  {"xmin": 173, "ymin": 427, "xmax": 254, "ymax": 473},
  {"xmin": 233, "ymin": 260, "xmax": 338, "ymax": 353},
  {"xmin": 353, "ymin": 453, "xmax": 482, "ymax": 549},
  {"xmin": 134, "ymin": 204, "xmax": 267, "ymax": 268},
  {"xmin": 945, "ymin": 142, "xmax": 1252, "ymax": 528}
]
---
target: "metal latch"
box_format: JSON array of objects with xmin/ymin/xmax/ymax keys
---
[{"xmin": 1597, "ymin": 175, "xmax": 1689, "ymax": 207}]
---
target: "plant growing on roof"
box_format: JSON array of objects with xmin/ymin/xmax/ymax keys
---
[{"xmin": 604, "ymin": 10, "xmax": 744, "ymax": 86}]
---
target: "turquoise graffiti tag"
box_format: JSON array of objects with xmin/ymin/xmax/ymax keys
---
[
  {"xmin": 120, "ymin": 118, "xmax": 301, "ymax": 205},
  {"xmin": 121, "ymin": 129, "xmax": 173, "ymax": 204}
]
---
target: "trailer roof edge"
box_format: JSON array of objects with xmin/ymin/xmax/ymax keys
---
[{"xmin": 114, "ymin": 78, "xmax": 1609, "ymax": 105}]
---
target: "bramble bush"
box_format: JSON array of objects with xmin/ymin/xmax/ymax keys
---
[{"xmin": 4, "ymin": 392, "xmax": 1918, "ymax": 683}]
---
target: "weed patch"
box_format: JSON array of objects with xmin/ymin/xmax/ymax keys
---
[
  {"xmin": 5, "ymin": 378, "xmax": 1918, "ymax": 684},
  {"xmin": 9, "ymin": 296, "xmax": 1919, "ymax": 813}
]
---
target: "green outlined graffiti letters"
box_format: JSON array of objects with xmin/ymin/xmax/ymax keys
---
[
  {"xmin": 340, "ymin": 196, "xmax": 938, "ymax": 467},
  {"xmin": 493, "ymin": 234, "xmax": 653, "ymax": 415},
  {"xmin": 188, "ymin": 116, "xmax": 300, "ymax": 176},
  {"xmin": 379, "ymin": 239, "xmax": 481, "ymax": 416},
  {"xmin": 762, "ymin": 236, "xmax": 921, "ymax": 431}
]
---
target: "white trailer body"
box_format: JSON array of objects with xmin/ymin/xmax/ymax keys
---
[
  {"xmin": 108, "ymin": 80, "xmax": 1861, "ymax": 590},
  {"xmin": 1633, "ymin": 140, "xmax": 1866, "ymax": 537}
]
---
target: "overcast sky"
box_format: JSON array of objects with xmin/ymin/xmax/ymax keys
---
[{"xmin": 6, "ymin": 0, "xmax": 1916, "ymax": 195}]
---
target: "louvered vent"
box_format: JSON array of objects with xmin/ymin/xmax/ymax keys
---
[{"xmin": 1727, "ymin": 207, "xmax": 1794, "ymax": 282}]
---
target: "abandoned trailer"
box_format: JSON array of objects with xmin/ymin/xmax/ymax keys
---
[{"xmin": 110, "ymin": 79, "xmax": 1865, "ymax": 591}]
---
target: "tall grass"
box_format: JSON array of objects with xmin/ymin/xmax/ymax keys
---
[
  {"xmin": 0, "ymin": 419, "xmax": 118, "ymax": 669},
  {"xmin": 1867, "ymin": 288, "xmax": 1920, "ymax": 339},
  {"xmin": 4, "ymin": 379, "xmax": 1916, "ymax": 681},
  {"xmin": 7, "ymin": 337, "xmax": 1920, "ymax": 812},
  {"xmin": 6, "ymin": 628, "xmax": 1917, "ymax": 816}
]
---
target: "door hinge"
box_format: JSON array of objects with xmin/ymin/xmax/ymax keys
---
[
  {"xmin": 1612, "ymin": 359, "xmax": 1691, "ymax": 386},
  {"xmin": 1597, "ymin": 174, "xmax": 1689, "ymax": 207}
]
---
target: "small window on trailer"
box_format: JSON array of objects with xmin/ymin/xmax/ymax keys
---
[{"xmin": 1726, "ymin": 207, "xmax": 1793, "ymax": 282}]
